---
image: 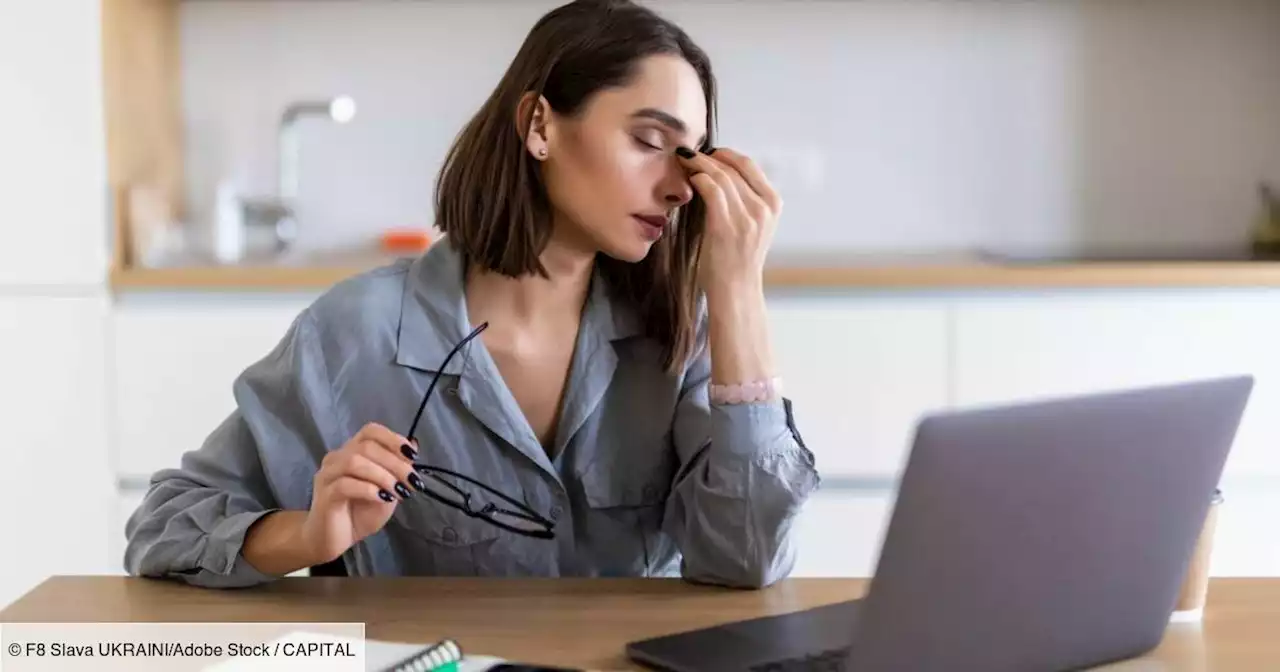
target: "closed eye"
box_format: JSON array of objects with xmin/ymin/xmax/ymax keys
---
[{"xmin": 632, "ymin": 135, "xmax": 663, "ymax": 152}]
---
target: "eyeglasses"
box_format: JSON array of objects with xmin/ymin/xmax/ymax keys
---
[{"xmin": 405, "ymin": 321, "xmax": 557, "ymax": 540}]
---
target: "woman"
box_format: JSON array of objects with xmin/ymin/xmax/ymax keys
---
[{"xmin": 124, "ymin": 0, "xmax": 819, "ymax": 589}]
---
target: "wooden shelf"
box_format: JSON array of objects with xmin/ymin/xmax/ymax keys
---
[
  {"xmin": 106, "ymin": 250, "xmax": 1280, "ymax": 292},
  {"xmin": 762, "ymin": 255, "xmax": 1280, "ymax": 289},
  {"xmin": 108, "ymin": 248, "xmax": 407, "ymax": 292},
  {"xmin": 110, "ymin": 263, "xmax": 372, "ymax": 291}
]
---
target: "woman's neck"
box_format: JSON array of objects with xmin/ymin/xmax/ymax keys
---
[{"xmin": 464, "ymin": 229, "xmax": 595, "ymax": 331}]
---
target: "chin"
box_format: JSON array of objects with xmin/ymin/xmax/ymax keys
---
[{"xmin": 598, "ymin": 238, "xmax": 655, "ymax": 264}]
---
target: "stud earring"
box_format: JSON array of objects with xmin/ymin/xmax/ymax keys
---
[{"xmin": 537, "ymin": 148, "xmax": 548, "ymax": 159}]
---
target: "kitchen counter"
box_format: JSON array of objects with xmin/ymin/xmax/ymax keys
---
[{"xmin": 107, "ymin": 247, "xmax": 1280, "ymax": 292}]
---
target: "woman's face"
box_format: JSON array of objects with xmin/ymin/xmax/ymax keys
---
[{"xmin": 535, "ymin": 54, "xmax": 707, "ymax": 263}]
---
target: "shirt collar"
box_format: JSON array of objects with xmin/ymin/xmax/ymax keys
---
[{"xmin": 394, "ymin": 239, "xmax": 643, "ymax": 375}]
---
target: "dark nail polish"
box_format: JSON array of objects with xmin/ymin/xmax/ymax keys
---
[
  {"xmin": 675, "ymin": 146, "xmax": 695, "ymax": 159},
  {"xmin": 394, "ymin": 483, "xmax": 412, "ymax": 499},
  {"xmin": 408, "ymin": 472, "xmax": 426, "ymax": 492},
  {"xmin": 378, "ymin": 489, "xmax": 394, "ymax": 503},
  {"xmin": 706, "ymin": 147, "xmax": 718, "ymax": 155},
  {"xmin": 401, "ymin": 444, "xmax": 417, "ymax": 460}
]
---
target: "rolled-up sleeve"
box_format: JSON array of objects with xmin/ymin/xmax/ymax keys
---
[
  {"xmin": 663, "ymin": 321, "xmax": 821, "ymax": 589},
  {"xmin": 123, "ymin": 310, "xmax": 335, "ymax": 588}
]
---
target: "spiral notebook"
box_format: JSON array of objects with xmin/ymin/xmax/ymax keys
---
[
  {"xmin": 361, "ymin": 635, "xmax": 505, "ymax": 672},
  {"xmin": 203, "ymin": 630, "xmax": 506, "ymax": 671}
]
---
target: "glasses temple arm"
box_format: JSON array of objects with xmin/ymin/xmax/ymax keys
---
[{"xmin": 406, "ymin": 322, "xmax": 489, "ymax": 439}]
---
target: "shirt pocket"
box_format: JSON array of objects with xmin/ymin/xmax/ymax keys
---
[
  {"xmin": 578, "ymin": 432, "xmax": 679, "ymax": 577},
  {"xmin": 384, "ymin": 498, "xmax": 502, "ymax": 576}
]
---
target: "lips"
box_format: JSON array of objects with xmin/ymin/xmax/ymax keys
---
[
  {"xmin": 632, "ymin": 214, "xmax": 666, "ymax": 242},
  {"xmin": 634, "ymin": 214, "xmax": 667, "ymax": 229}
]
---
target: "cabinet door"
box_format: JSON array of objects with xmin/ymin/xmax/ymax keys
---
[
  {"xmin": 112, "ymin": 490, "xmax": 148, "ymax": 577},
  {"xmin": 1211, "ymin": 484, "xmax": 1280, "ymax": 577},
  {"xmin": 768, "ymin": 295, "xmax": 950, "ymax": 478},
  {"xmin": 0, "ymin": 296, "xmax": 113, "ymax": 608},
  {"xmin": 953, "ymin": 291, "xmax": 1280, "ymax": 479},
  {"xmin": 112, "ymin": 297, "xmax": 314, "ymax": 480},
  {"xmin": 0, "ymin": 2, "xmax": 107, "ymax": 286},
  {"xmin": 791, "ymin": 488, "xmax": 896, "ymax": 578}
]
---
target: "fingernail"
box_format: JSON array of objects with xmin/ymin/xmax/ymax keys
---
[
  {"xmin": 378, "ymin": 489, "xmax": 394, "ymax": 503},
  {"xmin": 408, "ymin": 472, "xmax": 426, "ymax": 492},
  {"xmin": 394, "ymin": 483, "xmax": 412, "ymax": 499},
  {"xmin": 675, "ymin": 146, "xmax": 695, "ymax": 159},
  {"xmin": 401, "ymin": 444, "xmax": 417, "ymax": 460}
]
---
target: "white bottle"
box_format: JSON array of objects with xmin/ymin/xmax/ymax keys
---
[{"xmin": 213, "ymin": 178, "xmax": 245, "ymax": 263}]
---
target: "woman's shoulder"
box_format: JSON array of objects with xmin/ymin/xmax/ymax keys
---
[
  {"xmin": 282, "ymin": 257, "xmax": 422, "ymax": 363},
  {"xmin": 306, "ymin": 258, "xmax": 415, "ymax": 327},
  {"xmin": 309, "ymin": 258, "xmax": 409, "ymax": 316}
]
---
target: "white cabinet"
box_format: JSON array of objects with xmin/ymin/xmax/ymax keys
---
[
  {"xmin": 952, "ymin": 290, "xmax": 1280, "ymax": 479},
  {"xmin": 0, "ymin": 296, "xmax": 113, "ymax": 609},
  {"xmin": 111, "ymin": 491, "xmax": 148, "ymax": 577},
  {"xmin": 0, "ymin": 1, "xmax": 108, "ymax": 286},
  {"xmin": 111, "ymin": 296, "xmax": 315, "ymax": 480},
  {"xmin": 1211, "ymin": 483, "xmax": 1280, "ymax": 577},
  {"xmin": 792, "ymin": 488, "xmax": 896, "ymax": 578},
  {"xmin": 768, "ymin": 295, "xmax": 945, "ymax": 580},
  {"xmin": 768, "ymin": 295, "xmax": 950, "ymax": 478}
]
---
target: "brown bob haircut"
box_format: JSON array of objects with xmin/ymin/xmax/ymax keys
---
[{"xmin": 433, "ymin": 0, "xmax": 716, "ymax": 374}]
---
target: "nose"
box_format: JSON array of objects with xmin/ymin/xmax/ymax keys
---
[{"xmin": 659, "ymin": 160, "xmax": 694, "ymax": 207}]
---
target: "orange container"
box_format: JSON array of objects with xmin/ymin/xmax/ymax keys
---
[{"xmin": 380, "ymin": 229, "xmax": 432, "ymax": 254}]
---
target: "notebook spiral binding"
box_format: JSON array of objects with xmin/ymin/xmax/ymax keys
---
[{"xmin": 382, "ymin": 638, "xmax": 463, "ymax": 672}]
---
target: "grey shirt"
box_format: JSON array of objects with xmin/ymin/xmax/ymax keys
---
[{"xmin": 124, "ymin": 241, "xmax": 821, "ymax": 589}]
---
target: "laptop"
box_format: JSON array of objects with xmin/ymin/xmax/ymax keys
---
[{"xmin": 626, "ymin": 375, "xmax": 1254, "ymax": 672}]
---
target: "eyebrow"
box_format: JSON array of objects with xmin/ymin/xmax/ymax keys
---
[{"xmin": 631, "ymin": 107, "xmax": 706, "ymax": 148}]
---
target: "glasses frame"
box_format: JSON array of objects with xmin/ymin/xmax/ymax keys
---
[
  {"xmin": 405, "ymin": 321, "xmax": 557, "ymax": 540},
  {"xmin": 411, "ymin": 464, "xmax": 556, "ymax": 539}
]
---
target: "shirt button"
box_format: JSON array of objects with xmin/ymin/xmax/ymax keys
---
[
  {"xmin": 549, "ymin": 505, "xmax": 563, "ymax": 521},
  {"xmin": 643, "ymin": 484, "xmax": 659, "ymax": 500},
  {"xmin": 442, "ymin": 526, "xmax": 458, "ymax": 543}
]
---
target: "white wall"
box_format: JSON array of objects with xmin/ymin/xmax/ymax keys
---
[
  {"xmin": 177, "ymin": 0, "xmax": 1280, "ymax": 256},
  {"xmin": 0, "ymin": 0, "xmax": 110, "ymax": 285},
  {"xmin": 0, "ymin": 0, "xmax": 114, "ymax": 608}
]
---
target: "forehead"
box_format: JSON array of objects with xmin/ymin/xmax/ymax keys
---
[{"xmin": 589, "ymin": 54, "xmax": 707, "ymax": 141}]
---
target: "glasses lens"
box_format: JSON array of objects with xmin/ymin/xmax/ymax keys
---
[
  {"xmin": 485, "ymin": 509, "xmax": 551, "ymax": 534},
  {"xmin": 417, "ymin": 470, "xmax": 468, "ymax": 508}
]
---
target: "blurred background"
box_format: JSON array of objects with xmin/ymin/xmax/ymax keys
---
[{"xmin": 3, "ymin": 0, "xmax": 1280, "ymax": 609}]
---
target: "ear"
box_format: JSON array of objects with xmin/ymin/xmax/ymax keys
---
[{"xmin": 516, "ymin": 91, "xmax": 553, "ymax": 161}]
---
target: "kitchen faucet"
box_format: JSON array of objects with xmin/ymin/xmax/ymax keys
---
[
  {"xmin": 279, "ymin": 95, "xmax": 357, "ymax": 204},
  {"xmin": 238, "ymin": 95, "xmax": 357, "ymax": 255}
]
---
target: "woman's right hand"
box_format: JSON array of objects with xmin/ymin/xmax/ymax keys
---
[{"xmin": 300, "ymin": 423, "xmax": 423, "ymax": 564}]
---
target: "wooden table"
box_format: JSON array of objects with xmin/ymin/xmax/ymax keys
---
[{"xmin": 3, "ymin": 577, "xmax": 1278, "ymax": 670}]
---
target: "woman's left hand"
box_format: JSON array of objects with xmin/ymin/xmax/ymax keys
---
[{"xmin": 677, "ymin": 146, "xmax": 782, "ymax": 296}]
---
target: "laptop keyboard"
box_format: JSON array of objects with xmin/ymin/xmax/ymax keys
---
[{"xmin": 749, "ymin": 646, "xmax": 852, "ymax": 672}]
